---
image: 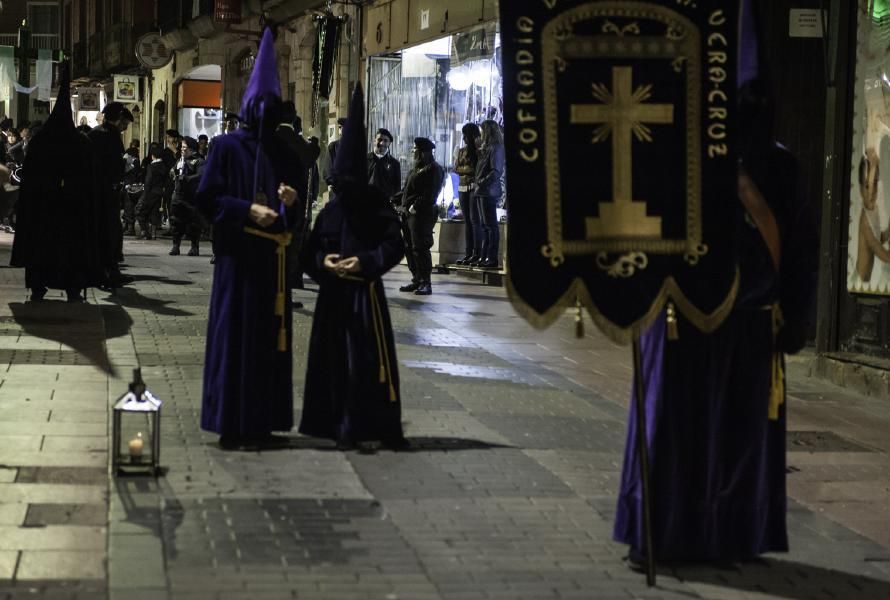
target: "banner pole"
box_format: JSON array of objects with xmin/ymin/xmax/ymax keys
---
[{"xmin": 632, "ymin": 335, "xmax": 656, "ymax": 587}]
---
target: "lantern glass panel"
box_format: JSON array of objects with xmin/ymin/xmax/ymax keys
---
[{"xmin": 112, "ymin": 388, "xmax": 161, "ymax": 475}]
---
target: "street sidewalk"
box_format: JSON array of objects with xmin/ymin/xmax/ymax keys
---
[{"xmin": 0, "ymin": 232, "xmax": 889, "ymax": 599}]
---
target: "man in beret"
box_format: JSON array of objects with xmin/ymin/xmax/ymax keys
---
[
  {"xmin": 169, "ymin": 136, "xmax": 206, "ymax": 256},
  {"xmin": 397, "ymin": 136, "xmax": 445, "ymax": 295},
  {"xmin": 368, "ymin": 127, "xmax": 401, "ymax": 201}
]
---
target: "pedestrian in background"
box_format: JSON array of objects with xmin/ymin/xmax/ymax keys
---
[
  {"xmin": 396, "ymin": 137, "xmax": 445, "ymax": 296},
  {"xmin": 87, "ymin": 101, "xmax": 133, "ymax": 289},
  {"xmin": 473, "ymin": 120, "xmax": 505, "ymax": 269},
  {"xmin": 454, "ymin": 122, "xmax": 481, "ymax": 266},
  {"xmin": 169, "ymin": 136, "xmax": 206, "ymax": 256},
  {"xmin": 135, "ymin": 142, "xmax": 166, "ymax": 240},
  {"xmin": 367, "ymin": 127, "xmax": 400, "ymax": 202}
]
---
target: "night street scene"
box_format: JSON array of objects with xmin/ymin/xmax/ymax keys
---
[{"xmin": 1, "ymin": 1, "xmax": 890, "ymax": 599}]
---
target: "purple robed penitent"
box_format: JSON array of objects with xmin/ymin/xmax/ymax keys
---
[{"xmin": 198, "ymin": 28, "xmax": 300, "ymax": 437}]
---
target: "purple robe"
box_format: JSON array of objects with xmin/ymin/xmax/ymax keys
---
[
  {"xmin": 299, "ymin": 187, "xmax": 406, "ymax": 445},
  {"xmin": 614, "ymin": 144, "xmax": 817, "ymax": 561},
  {"xmin": 197, "ymin": 130, "xmax": 299, "ymax": 436}
]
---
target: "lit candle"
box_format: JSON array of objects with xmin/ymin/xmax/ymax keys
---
[{"xmin": 128, "ymin": 432, "xmax": 144, "ymax": 459}]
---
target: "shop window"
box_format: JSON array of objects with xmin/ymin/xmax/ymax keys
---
[
  {"xmin": 368, "ymin": 25, "xmax": 504, "ymax": 220},
  {"xmin": 847, "ymin": 4, "xmax": 890, "ymax": 294},
  {"xmin": 28, "ymin": 2, "xmax": 60, "ymax": 35}
]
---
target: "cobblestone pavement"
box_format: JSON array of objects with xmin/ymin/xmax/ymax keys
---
[{"xmin": 0, "ymin": 232, "xmax": 889, "ymax": 599}]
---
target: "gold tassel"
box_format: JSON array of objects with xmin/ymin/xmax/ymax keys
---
[
  {"xmin": 768, "ymin": 303, "xmax": 785, "ymax": 420},
  {"xmin": 574, "ymin": 298, "xmax": 584, "ymax": 338},
  {"xmin": 379, "ymin": 363, "xmax": 386, "ymax": 383},
  {"xmin": 768, "ymin": 353, "xmax": 784, "ymax": 420},
  {"xmin": 666, "ymin": 302, "xmax": 679, "ymax": 340},
  {"xmin": 275, "ymin": 292, "xmax": 285, "ymax": 316},
  {"xmin": 277, "ymin": 327, "xmax": 287, "ymax": 352},
  {"xmin": 389, "ymin": 382, "xmax": 397, "ymax": 402}
]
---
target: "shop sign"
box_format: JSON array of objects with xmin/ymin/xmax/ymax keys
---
[
  {"xmin": 214, "ymin": 0, "xmax": 242, "ymax": 24},
  {"xmin": 501, "ymin": 0, "xmax": 742, "ymax": 341},
  {"xmin": 78, "ymin": 88, "xmax": 100, "ymax": 111},
  {"xmin": 135, "ymin": 33, "xmax": 173, "ymax": 70},
  {"xmin": 788, "ymin": 9, "xmax": 823, "ymax": 38},
  {"xmin": 113, "ymin": 75, "xmax": 139, "ymax": 103},
  {"xmin": 451, "ymin": 24, "xmax": 496, "ymax": 67}
]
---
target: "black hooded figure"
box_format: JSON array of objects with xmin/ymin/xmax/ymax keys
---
[
  {"xmin": 299, "ymin": 83, "xmax": 408, "ymax": 449},
  {"xmin": 613, "ymin": 0, "xmax": 818, "ymax": 563},
  {"xmin": 10, "ymin": 62, "xmax": 103, "ymax": 301}
]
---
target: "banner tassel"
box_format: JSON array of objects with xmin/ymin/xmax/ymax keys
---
[
  {"xmin": 575, "ymin": 298, "xmax": 584, "ymax": 338},
  {"xmin": 666, "ymin": 302, "xmax": 679, "ymax": 341}
]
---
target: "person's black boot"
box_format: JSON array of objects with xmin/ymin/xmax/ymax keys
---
[
  {"xmin": 123, "ymin": 225, "xmax": 135, "ymax": 236},
  {"xmin": 30, "ymin": 286, "xmax": 47, "ymax": 302},
  {"xmin": 66, "ymin": 289, "xmax": 84, "ymax": 303},
  {"xmin": 414, "ymin": 281, "xmax": 432, "ymax": 296},
  {"xmin": 169, "ymin": 236, "xmax": 181, "ymax": 256},
  {"xmin": 399, "ymin": 282, "xmax": 419, "ymax": 292},
  {"xmin": 187, "ymin": 239, "xmax": 199, "ymax": 256}
]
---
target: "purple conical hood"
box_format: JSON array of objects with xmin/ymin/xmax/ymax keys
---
[
  {"xmin": 331, "ymin": 83, "xmax": 367, "ymax": 186},
  {"xmin": 738, "ymin": 0, "xmax": 759, "ymax": 87},
  {"xmin": 239, "ymin": 27, "xmax": 281, "ymax": 132},
  {"xmin": 46, "ymin": 61, "xmax": 74, "ymax": 133}
]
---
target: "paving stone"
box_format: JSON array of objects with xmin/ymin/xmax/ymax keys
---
[{"xmin": 16, "ymin": 550, "xmax": 105, "ymax": 580}]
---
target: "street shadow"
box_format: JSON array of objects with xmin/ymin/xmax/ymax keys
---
[
  {"xmin": 125, "ymin": 273, "xmax": 195, "ymax": 286},
  {"xmin": 660, "ymin": 557, "xmax": 890, "ymax": 599},
  {"xmin": 204, "ymin": 435, "xmax": 511, "ymax": 453},
  {"xmin": 102, "ymin": 286, "xmax": 195, "ymax": 317},
  {"xmin": 7, "ymin": 300, "xmax": 133, "ymax": 375},
  {"xmin": 113, "ymin": 476, "xmax": 186, "ymax": 558}
]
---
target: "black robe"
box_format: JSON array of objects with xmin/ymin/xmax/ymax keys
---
[
  {"xmin": 10, "ymin": 126, "xmax": 103, "ymax": 292},
  {"xmin": 86, "ymin": 123, "xmax": 125, "ymax": 270},
  {"xmin": 299, "ymin": 184, "xmax": 406, "ymax": 445}
]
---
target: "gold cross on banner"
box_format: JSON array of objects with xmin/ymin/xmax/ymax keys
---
[{"xmin": 570, "ymin": 66, "xmax": 673, "ymax": 239}]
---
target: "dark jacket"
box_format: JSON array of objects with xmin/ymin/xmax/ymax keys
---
[
  {"xmin": 367, "ymin": 152, "xmax": 401, "ymax": 201},
  {"xmin": 275, "ymin": 124, "xmax": 320, "ymax": 208},
  {"xmin": 139, "ymin": 159, "xmax": 167, "ymax": 207},
  {"xmin": 400, "ymin": 160, "xmax": 445, "ymax": 215},
  {"xmin": 454, "ymin": 145, "xmax": 478, "ymax": 189},
  {"xmin": 474, "ymin": 142, "xmax": 505, "ymax": 198}
]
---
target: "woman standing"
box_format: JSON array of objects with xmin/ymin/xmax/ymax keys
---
[
  {"xmin": 454, "ymin": 123, "xmax": 481, "ymax": 265},
  {"xmin": 474, "ymin": 120, "xmax": 505, "ymax": 269}
]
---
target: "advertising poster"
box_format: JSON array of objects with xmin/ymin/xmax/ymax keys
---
[{"xmin": 849, "ymin": 2, "xmax": 890, "ymax": 294}]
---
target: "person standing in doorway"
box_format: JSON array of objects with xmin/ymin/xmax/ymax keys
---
[
  {"xmin": 473, "ymin": 120, "xmax": 505, "ymax": 269},
  {"xmin": 367, "ymin": 128, "xmax": 401, "ymax": 202},
  {"xmin": 454, "ymin": 123, "xmax": 482, "ymax": 265},
  {"xmin": 397, "ymin": 137, "xmax": 445, "ymax": 296}
]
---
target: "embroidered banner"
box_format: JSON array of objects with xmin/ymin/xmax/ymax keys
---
[{"xmin": 502, "ymin": 0, "xmax": 741, "ymax": 342}]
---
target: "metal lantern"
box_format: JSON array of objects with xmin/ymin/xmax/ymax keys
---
[{"xmin": 112, "ymin": 368, "xmax": 162, "ymax": 476}]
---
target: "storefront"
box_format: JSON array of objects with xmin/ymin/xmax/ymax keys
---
[
  {"xmin": 818, "ymin": 0, "xmax": 890, "ymax": 361},
  {"xmin": 176, "ymin": 67, "xmax": 223, "ymax": 141},
  {"xmin": 363, "ymin": 0, "xmax": 502, "ymax": 265}
]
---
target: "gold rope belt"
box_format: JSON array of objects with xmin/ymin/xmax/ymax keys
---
[
  {"xmin": 243, "ymin": 226, "xmax": 293, "ymax": 352},
  {"xmin": 336, "ymin": 275, "xmax": 397, "ymax": 402},
  {"xmin": 768, "ymin": 303, "xmax": 785, "ymax": 421},
  {"xmin": 369, "ymin": 280, "xmax": 397, "ymax": 402}
]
